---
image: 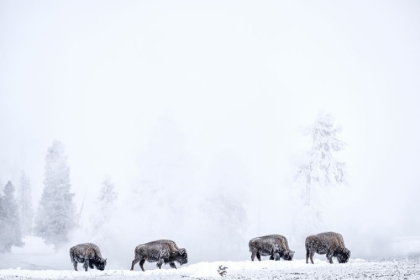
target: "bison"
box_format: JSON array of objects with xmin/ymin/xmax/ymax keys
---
[
  {"xmin": 130, "ymin": 239, "xmax": 188, "ymax": 271},
  {"xmin": 305, "ymin": 231, "xmax": 351, "ymax": 264},
  {"xmin": 69, "ymin": 243, "xmax": 107, "ymax": 271},
  {"xmin": 249, "ymin": 234, "xmax": 295, "ymax": 261}
]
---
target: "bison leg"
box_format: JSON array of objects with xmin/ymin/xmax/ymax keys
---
[
  {"xmin": 139, "ymin": 259, "xmax": 145, "ymax": 272},
  {"xmin": 327, "ymin": 251, "xmax": 334, "ymax": 264},
  {"xmin": 83, "ymin": 260, "xmax": 90, "ymax": 271},
  {"xmin": 251, "ymin": 252, "xmax": 256, "ymax": 261},
  {"xmin": 306, "ymin": 249, "xmax": 309, "ymax": 264},
  {"xmin": 256, "ymin": 252, "xmax": 261, "ymax": 261},
  {"xmin": 131, "ymin": 258, "xmax": 140, "ymax": 271},
  {"xmin": 169, "ymin": 262, "xmax": 177, "ymax": 269},
  {"xmin": 156, "ymin": 259, "xmax": 164, "ymax": 269},
  {"xmin": 72, "ymin": 261, "xmax": 78, "ymax": 271},
  {"xmin": 70, "ymin": 249, "xmax": 78, "ymax": 271},
  {"xmin": 269, "ymin": 255, "xmax": 274, "ymax": 260},
  {"xmin": 309, "ymin": 251, "xmax": 315, "ymax": 264},
  {"xmin": 273, "ymin": 253, "xmax": 280, "ymax": 261}
]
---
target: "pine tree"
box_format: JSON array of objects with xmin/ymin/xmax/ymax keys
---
[
  {"xmin": 91, "ymin": 178, "xmax": 118, "ymax": 231},
  {"xmin": 17, "ymin": 172, "xmax": 34, "ymax": 236},
  {"xmin": 0, "ymin": 181, "xmax": 23, "ymax": 253},
  {"xmin": 34, "ymin": 140, "xmax": 76, "ymax": 247},
  {"xmin": 294, "ymin": 113, "xmax": 346, "ymax": 206},
  {"xmin": 88, "ymin": 178, "xmax": 119, "ymax": 254},
  {"xmin": 292, "ymin": 113, "xmax": 347, "ymax": 237}
]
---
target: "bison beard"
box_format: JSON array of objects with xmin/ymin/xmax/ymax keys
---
[
  {"xmin": 69, "ymin": 243, "xmax": 107, "ymax": 271},
  {"xmin": 130, "ymin": 240, "xmax": 188, "ymax": 271},
  {"xmin": 305, "ymin": 232, "xmax": 351, "ymax": 264}
]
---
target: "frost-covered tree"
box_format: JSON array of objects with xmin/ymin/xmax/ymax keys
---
[
  {"xmin": 91, "ymin": 178, "xmax": 118, "ymax": 232},
  {"xmin": 294, "ymin": 113, "xmax": 346, "ymax": 205},
  {"xmin": 17, "ymin": 172, "xmax": 34, "ymax": 236},
  {"xmin": 292, "ymin": 113, "xmax": 346, "ymax": 237},
  {"xmin": 88, "ymin": 178, "xmax": 119, "ymax": 253},
  {"xmin": 34, "ymin": 140, "xmax": 76, "ymax": 247},
  {"xmin": 0, "ymin": 181, "xmax": 23, "ymax": 253},
  {"xmin": 86, "ymin": 178, "xmax": 120, "ymax": 259}
]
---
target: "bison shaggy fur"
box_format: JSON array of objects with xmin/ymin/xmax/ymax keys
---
[
  {"xmin": 130, "ymin": 239, "xmax": 188, "ymax": 271},
  {"xmin": 249, "ymin": 234, "xmax": 295, "ymax": 261},
  {"xmin": 69, "ymin": 243, "xmax": 107, "ymax": 271},
  {"xmin": 305, "ymin": 232, "xmax": 351, "ymax": 264}
]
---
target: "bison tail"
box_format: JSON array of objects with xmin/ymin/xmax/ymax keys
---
[
  {"xmin": 248, "ymin": 240, "xmax": 255, "ymax": 252},
  {"xmin": 69, "ymin": 248, "xmax": 75, "ymax": 263},
  {"xmin": 304, "ymin": 239, "xmax": 311, "ymax": 251}
]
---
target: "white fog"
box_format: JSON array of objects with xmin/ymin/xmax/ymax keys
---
[{"xmin": 0, "ymin": 0, "xmax": 419, "ymax": 278}]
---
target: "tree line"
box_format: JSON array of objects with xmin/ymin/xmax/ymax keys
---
[{"xmin": 0, "ymin": 112, "xmax": 346, "ymax": 254}]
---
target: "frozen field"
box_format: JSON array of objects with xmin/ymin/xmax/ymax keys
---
[{"xmin": 1, "ymin": 258, "xmax": 419, "ymax": 279}]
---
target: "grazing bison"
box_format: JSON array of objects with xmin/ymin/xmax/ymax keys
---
[
  {"xmin": 130, "ymin": 239, "xmax": 188, "ymax": 271},
  {"xmin": 305, "ymin": 232, "xmax": 351, "ymax": 264},
  {"xmin": 69, "ymin": 243, "xmax": 107, "ymax": 271},
  {"xmin": 249, "ymin": 235, "xmax": 295, "ymax": 261}
]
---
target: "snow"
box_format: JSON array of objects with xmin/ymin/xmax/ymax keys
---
[
  {"xmin": 11, "ymin": 236, "xmax": 55, "ymax": 255},
  {"xmin": 2, "ymin": 236, "xmax": 420, "ymax": 279},
  {"xmin": 1, "ymin": 258, "xmax": 419, "ymax": 279},
  {"xmin": 392, "ymin": 236, "xmax": 420, "ymax": 257}
]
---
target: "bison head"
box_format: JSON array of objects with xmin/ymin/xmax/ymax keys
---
[
  {"xmin": 93, "ymin": 258, "xmax": 107, "ymax": 271},
  {"xmin": 337, "ymin": 248, "xmax": 351, "ymax": 263},
  {"xmin": 177, "ymin": 248, "xmax": 188, "ymax": 265},
  {"xmin": 282, "ymin": 250, "xmax": 295, "ymax": 261}
]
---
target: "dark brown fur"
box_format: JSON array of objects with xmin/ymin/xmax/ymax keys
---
[
  {"xmin": 69, "ymin": 243, "xmax": 107, "ymax": 271},
  {"xmin": 130, "ymin": 239, "xmax": 188, "ymax": 271},
  {"xmin": 305, "ymin": 232, "xmax": 351, "ymax": 264},
  {"xmin": 249, "ymin": 234, "xmax": 295, "ymax": 261}
]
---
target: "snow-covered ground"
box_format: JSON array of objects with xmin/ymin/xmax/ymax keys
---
[
  {"xmin": 1, "ymin": 237, "xmax": 419, "ymax": 279},
  {"xmin": 1, "ymin": 258, "xmax": 419, "ymax": 279}
]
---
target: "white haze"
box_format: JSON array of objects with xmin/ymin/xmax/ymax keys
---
[{"xmin": 1, "ymin": 0, "xmax": 420, "ymax": 269}]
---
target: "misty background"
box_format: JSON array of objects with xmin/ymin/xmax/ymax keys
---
[{"xmin": 1, "ymin": 0, "xmax": 420, "ymax": 270}]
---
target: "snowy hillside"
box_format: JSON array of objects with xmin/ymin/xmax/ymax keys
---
[{"xmin": 1, "ymin": 258, "xmax": 419, "ymax": 279}]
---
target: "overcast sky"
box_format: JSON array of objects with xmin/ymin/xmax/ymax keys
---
[{"xmin": 1, "ymin": 0, "xmax": 420, "ymax": 260}]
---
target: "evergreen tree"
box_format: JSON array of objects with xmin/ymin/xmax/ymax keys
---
[
  {"xmin": 34, "ymin": 140, "xmax": 76, "ymax": 247},
  {"xmin": 294, "ymin": 113, "xmax": 346, "ymax": 206},
  {"xmin": 0, "ymin": 181, "xmax": 23, "ymax": 253},
  {"xmin": 18, "ymin": 171, "xmax": 34, "ymax": 236},
  {"xmin": 91, "ymin": 178, "xmax": 118, "ymax": 232},
  {"xmin": 292, "ymin": 113, "xmax": 347, "ymax": 237},
  {"xmin": 89, "ymin": 178, "xmax": 119, "ymax": 254}
]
